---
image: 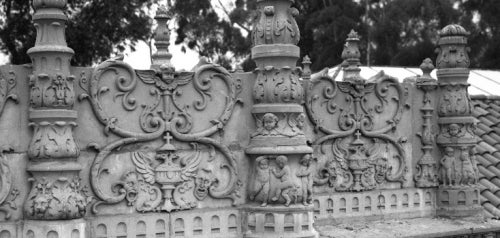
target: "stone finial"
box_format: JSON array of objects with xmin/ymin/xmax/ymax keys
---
[
  {"xmin": 420, "ymin": 58, "xmax": 435, "ymax": 80},
  {"xmin": 436, "ymin": 24, "xmax": 470, "ymax": 69},
  {"xmin": 341, "ymin": 30, "xmax": 362, "ymax": 81},
  {"xmin": 302, "ymin": 55, "xmax": 312, "ymax": 80},
  {"xmin": 152, "ymin": 5, "xmax": 173, "ymax": 70}
]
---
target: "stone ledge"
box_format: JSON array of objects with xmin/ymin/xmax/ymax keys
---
[{"xmin": 316, "ymin": 216, "xmax": 500, "ymax": 238}]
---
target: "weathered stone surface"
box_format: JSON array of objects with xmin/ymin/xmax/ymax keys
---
[{"xmin": 0, "ymin": 0, "xmax": 491, "ymax": 236}]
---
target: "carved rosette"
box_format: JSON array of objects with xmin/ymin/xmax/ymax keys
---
[
  {"xmin": 414, "ymin": 59, "xmax": 439, "ymax": 188},
  {"xmin": 24, "ymin": 0, "xmax": 87, "ymax": 221}
]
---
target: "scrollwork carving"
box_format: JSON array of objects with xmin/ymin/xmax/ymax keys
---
[
  {"xmin": 0, "ymin": 148, "xmax": 18, "ymax": 220},
  {"xmin": 80, "ymin": 59, "xmax": 243, "ymax": 213},
  {"xmin": 306, "ymin": 71, "xmax": 410, "ymax": 191}
]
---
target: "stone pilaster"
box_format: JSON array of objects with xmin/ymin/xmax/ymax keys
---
[
  {"xmin": 434, "ymin": 24, "xmax": 481, "ymax": 217},
  {"xmin": 244, "ymin": 0, "xmax": 316, "ymax": 237},
  {"xmin": 23, "ymin": 0, "xmax": 88, "ymax": 236},
  {"xmin": 414, "ymin": 58, "xmax": 439, "ymax": 188}
]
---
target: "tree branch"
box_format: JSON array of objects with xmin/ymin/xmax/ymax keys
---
[{"xmin": 216, "ymin": 0, "xmax": 251, "ymax": 34}]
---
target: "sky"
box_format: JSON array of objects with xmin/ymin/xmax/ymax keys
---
[{"xmin": 0, "ymin": 0, "xmax": 233, "ymax": 71}]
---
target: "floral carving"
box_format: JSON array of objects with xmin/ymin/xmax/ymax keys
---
[
  {"xmin": 0, "ymin": 69, "xmax": 18, "ymax": 114},
  {"xmin": 438, "ymin": 84, "xmax": 470, "ymax": 116},
  {"xmin": 252, "ymin": 1, "xmax": 299, "ymax": 45},
  {"xmin": 28, "ymin": 121, "xmax": 79, "ymax": 159},
  {"xmin": 29, "ymin": 73, "xmax": 75, "ymax": 108},
  {"xmin": 25, "ymin": 177, "xmax": 91, "ymax": 220},
  {"xmin": 79, "ymin": 59, "xmax": 243, "ymax": 213}
]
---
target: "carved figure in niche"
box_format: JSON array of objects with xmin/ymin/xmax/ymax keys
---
[
  {"xmin": 271, "ymin": 155, "xmax": 296, "ymax": 206},
  {"xmin": 440, "ymin": 147, "xmax": 456, "ymax": 186},
  {"xmin": 296, "ymin": 154, "xmax": 313, "ymax": 205},
  {"xmin": 460, "ymin": 147, "xmax": 476, "ymax": 185},
  {"xmin": 249, "ymin": 156, "xmax": 270, "ymax": 207},
  {"xmin": 470, "ymin": 147, "xmax": 479, "ymax": 178},
  {"xmin": 194, "ymin": 168, "xmax": 216, "ymax": 201}
]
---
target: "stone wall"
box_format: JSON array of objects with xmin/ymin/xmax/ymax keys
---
[{"xmin": 0, "ymin": 0, "xmax": 482, "ymax": 238}]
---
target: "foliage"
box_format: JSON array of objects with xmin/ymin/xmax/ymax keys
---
[
  {"xmin": 3, "ymin": 0, "xmax": 500, "ymax": 70},
  {"xmin": 0, "ymin": 0, "xmax": 156, "ymax": 66}
]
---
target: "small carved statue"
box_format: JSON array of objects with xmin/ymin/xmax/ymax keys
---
[
  {"xmin": 440, "ymin": 147, "xmax": 456, "ymax": 186},
  {"xmin": 271, "ymin": 155, "xmax": 296, "ymax": 206},
  {"xmin": 249, "ymin": 156, "xmax": 271, "ymax": 207},
  {"xmin": 460, "ymin": 147, "xmax": 477, "ymax": 186},
  {"xmin": 296, "ymin": 154, "xmax": 313, "ymax": 205}
]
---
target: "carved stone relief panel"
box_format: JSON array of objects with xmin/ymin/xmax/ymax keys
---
[
  {"xmin": 306, "ymin": 72, "xmax": 410, "ymax": 192},
  {"xmin": 78, "ymin": 59, "xmax": 244, "ymax": 214}
]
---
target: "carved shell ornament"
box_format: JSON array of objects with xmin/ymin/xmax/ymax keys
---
[
  {"xmin": 306, "ymin": 71, "xmax": 410, "ymax": 191},
  {"xmin": 79, "ymin": 58, "xmax": 243, "ymax": 213}
]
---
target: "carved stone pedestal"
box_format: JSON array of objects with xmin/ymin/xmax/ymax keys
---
[
  {"xmin": 242, "ymin": 205, "xmax": 317, "ymax": 238},
  {"xmin": 436, "ymin": 187, "xmax": 481, "ymax": 217},
  {"xmin": 22, "ymin": 219, "xmax": 86, "ymax": 238}
]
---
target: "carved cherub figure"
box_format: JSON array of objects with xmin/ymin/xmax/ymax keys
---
[
  {"xmin": 253, "ymin": 113, "xmax": 280, "ymax": 137},
  {"xmin": 263, "ymin": 113, "xmax": 279, "ymax": 132},
  {"xmin": 271, "ymin": 155, "xmax": 296, "ymax": 206},
  {"xmin": 440, "ymin": 147, "xmax": 455, "ymax": 186},
  {"xmin": 460, "ymin": 147, "xmax": 477, "ymax": 185},
  {"xmin": 296, "ymin": 154, "xmax": 314, "ymax": 205},
  {"xmin": 249, "ymin": 156, "xmax": 270, "ymax": 207},
  {"xmin": 447, "ymin": 123, "xmax": 465, "ymax": 138}
]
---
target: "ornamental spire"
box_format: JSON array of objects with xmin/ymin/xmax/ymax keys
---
[
  {"xmin": 341, "ymin": 30, "xmax": 362, "ymax": 81},
  {"xmin": 152, "ymin": 5, "xmax": 174, "ymax": 72}
]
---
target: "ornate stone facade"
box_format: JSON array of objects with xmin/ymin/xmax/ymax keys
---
[{"xmin": 0, "ymin": 1, "xmax": 490, "ymax": 238}]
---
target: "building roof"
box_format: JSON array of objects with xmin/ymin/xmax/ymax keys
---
[
  {"xmin": 472, "ymin": 95, "xmax": 500, "ymax": 218},
  {"xmin": 325, "ymin": 65, "xmax": 500, "ymax": 95}
]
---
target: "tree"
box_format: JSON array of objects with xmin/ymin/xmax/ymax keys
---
[
  {"xmin": 0, "ymin": 0, "xmax": 157, "ymax": 66},
  {"xmin": 367, "ymin": 0, "xmax": 462, "ymax": 66},
  {"xmin": 170, "ymin": 0, "xmax": 253, "ymax": 70}
]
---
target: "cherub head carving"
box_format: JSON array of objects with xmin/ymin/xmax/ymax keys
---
[
  {"xmin": 159, "ymin": 62, "xmax": 175, "ymax": 84},
  {"xmin": 448, "ymin": 123, "xmax": 461, "ymax": 137},
  {"xmin": 262, "ymin": 113, "xmax": 279, "ymax": 131}
]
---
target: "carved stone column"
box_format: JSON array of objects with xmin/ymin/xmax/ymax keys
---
[
  {"xmin": 414, "ymin": 58, "xmax": 439, "ymax": 188},
  {"xmin": 23, "ymin": 0, "xmax": 88, "ymax": 236},
  {"xmin": 244, "ymin": 0, "xmax": 316, "ymax": 237},
  {"xmin": 435, "ymin": 24, "xmax": 481, "ymax": 217}
]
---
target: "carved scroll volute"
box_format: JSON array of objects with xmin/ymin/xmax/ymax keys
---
[{"xmin": 24, "ymin": 0, "xmax": 88, "ymax": 221}]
